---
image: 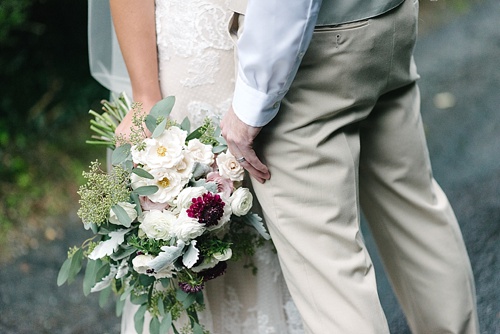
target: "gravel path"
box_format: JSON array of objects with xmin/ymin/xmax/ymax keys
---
[{"xmin": 1, "ymin": 1, "xmax": 499, "ymax": 333}]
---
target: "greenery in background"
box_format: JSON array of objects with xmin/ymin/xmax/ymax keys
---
[{"xmin": 0, "ymin": 0, "xmax": 108, "ymax": 261}]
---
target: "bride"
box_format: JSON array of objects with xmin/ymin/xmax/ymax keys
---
[{"xmin": 88, "ymin": 0, "xmax": 303, "ymax": 333}]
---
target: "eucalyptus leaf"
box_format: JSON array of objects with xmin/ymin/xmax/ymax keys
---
[
  {"xmin": 182, "ymin": 293, "xmax": 196, "ymax": 310},
  {"xmin": 145, "ymin": 114, "xmax": 157, "ymax": 134},
  {"xmin": 83, "ymin": 259, "xmax": 101, "ymax": 296},
  {"xmin": 120, "ymin": 285, "xmax": 134, "ymax": 301},
  {"xmin": 149, "ymin": 317, "xmax": 161, "ymax": 334},
  {"xmin": 89, "ymin": 222, "xmax": 98, "ymax": 233},
  {"xmin": 110, "ymin": 245, "xmax": 137, "ymax": 261},
  {"xmin": 130, "ymin": 192, "xmax": 142, "ymax": 215},
  {"xmin": 112, "ymin": 204, "xmax": 133, "ymax": 227},
  {"xmin": 195, "ymin": 291, "xmax": 204, "ymax": 305},
  {"xmin": 116, "ymin": 295, "xmax": 126, "ymax": 317},
  {"xmin": 150, "ymin": 96, "xmax": 175, "ymax": 119},
  {"xmin": 123, "ymin": 159, "xmax": 134, "ymax": 172},
  {"xmin": 158, "ymin": 299, "xmax": 166, "ymax": 317},
  {"xmin": 67, "ymin": 248, "xmax": 84, "ymax": 284},
  {"xmin": 216, "ymin": 135, "xmax": 227, "ymax": 145},
  {"xmin": 95, "ymin": 262, "xmax": 111, "ymax": 282},
  {"xmin": 132, "ymin": 167, "xmax": 154, "ymax": 179},
  {"xmin": 134, "ymin": 304, "xmax": 148, "ymax": 334},
  {"xmin": 186, "ymin": 128, "xmax": 203, "ymax": 141},
  {"xmin": 152, "ymin": 118, "xmax": 167, "ymax": 139},
  {"xmin": 160, "ymin": 277, "xmax": 170, "ymax": 289},
  {"xmin": 214, "ymin": 126, "xmax": 222, "ymax": 137},
  {"xmin": 99, "ymin": 284, "xmax": 112, "ymax": 307},
  {"xmin": 133, "ymin": 185, "xmax": 159, "ymax": 196},
  {"xmin": 57, "ymin": 257, "xmax": 72, "ymax": 286},
  {"xmin": 112, "ymin": 144, "xmax": 131, "ymax": 165},
  {"xmin": 159, "ymin": 312, "xmax": 172, "ymax": 333},
  {"xmin": 212, "ymin": 145, "xmax": 227, "ymax": 154},
  {"xmin": 175, "ymin": 289, "xmax": 197, "ymax": 310},
  {"xmin": 130, "ymin": 291, "xmax": 149, "ymax": 305},
  {"xmin": 193, "ymin": 323, "xmax": 205, "ymax": 334},
  {"xmin": 180, "ymin": 117, "xmax": 190, "ymax": 132}
]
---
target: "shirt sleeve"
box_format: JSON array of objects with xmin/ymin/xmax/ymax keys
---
[{"xmin": 232, "ymin": 0, "xmax": 323, "ymax": 127}]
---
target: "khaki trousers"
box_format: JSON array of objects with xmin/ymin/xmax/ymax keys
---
[{"xmin": 237, "ymin": 0, "xmax": 479, "ymax": 333}]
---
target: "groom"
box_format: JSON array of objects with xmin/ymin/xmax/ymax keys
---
[{"xmin": 221, "ymin": 0, "xmax": 479, "ymax": 333}]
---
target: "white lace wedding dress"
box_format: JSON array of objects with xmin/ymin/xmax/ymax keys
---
[{"xmin": 108, "ymin": 0, "xmax": 304, "ymax": 333}]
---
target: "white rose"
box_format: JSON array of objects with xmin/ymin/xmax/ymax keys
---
[
  {"xmin": 216, "ymin": 151, "xmax": 245, "ymax": 182},
  {"xmin": 131, "ymin": 127, "xmax": 187, "ymax": 169},
  {"xmin": 187, "ymin": 139, "xmax": 214, "ymax": 166},
  {"xmin": 171, "ymin": 210, "xmax": 206, "ymax": 242},
  {"xmin": 139, "ymin": 209, "xmax": 176, "ymax": 240},
  {"xmin": 109, "ymin": 202, "xmax": 138, "ymax": 227},
  {"xmin": 132, "ymin": 254, "xmax": 174, "ymax": 279},
  {"xmin": 132, "ymin": 167, "xmax": 187, "ymax": 204},
  {"xmin": 230, "ymin": 187, "xmax": 253, "ymax": 216},
  {"xmin": 176, "ymin": 187, "xmax": 207, "ymax": 211},
  {"xmin": 174, "ymin": 151, "xmax": 195, "ymax": 181}
]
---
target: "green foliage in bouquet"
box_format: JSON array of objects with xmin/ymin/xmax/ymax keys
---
[{"xmin": 58, "ymin": 94, "xmax": 270, "ymax": 334}]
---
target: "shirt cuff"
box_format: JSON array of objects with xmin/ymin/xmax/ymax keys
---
[{"xmin": 232, "ymin": 76, "xmax": 282, "ymax": 127}]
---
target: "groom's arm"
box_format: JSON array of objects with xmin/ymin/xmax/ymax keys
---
[
  {"xmin": 221, "ymin": 0, "xmax": 323, "ymax": 182},
  {"xmin": 232, "ymin": 0, "xmax": 323, "ymax": 127}
]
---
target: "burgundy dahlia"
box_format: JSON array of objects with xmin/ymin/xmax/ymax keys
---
[{"xmin": 186, "ymin": 192, "xmax": 225, "ymax": 227}]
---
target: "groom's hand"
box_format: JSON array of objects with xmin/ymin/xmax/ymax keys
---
[{"xmin": 221, "ymin": 106, "xmax": 270, "ymax": 184}]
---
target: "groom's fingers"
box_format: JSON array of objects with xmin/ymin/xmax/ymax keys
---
[
  {"xmin": 221, "ymin": 106, "xmax": 271, "ymax": 183},
  {"xmin": 237, "ymin": 148, "xmax": 270, "ymax": 183}
]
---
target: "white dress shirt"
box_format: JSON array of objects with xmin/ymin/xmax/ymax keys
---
[
  {"xmin": 232, "ymin": 0, "xmax": 323, "ymax": 127},
  {"xmin": 231, "ymin": 0, "xmax": 405, "ymax": 127}
]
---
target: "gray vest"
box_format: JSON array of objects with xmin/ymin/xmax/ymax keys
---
[
  {"xmin": 230, "ymin": 0, "xmax": 405, "ymax": 26},
  {"xmin": 316, "ymin": 0, "xmax": 405, "ymax": 25}
]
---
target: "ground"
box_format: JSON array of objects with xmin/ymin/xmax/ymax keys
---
[{"xmin": 0, "ymin": 0, "xmax": 499, "ymax": 333}]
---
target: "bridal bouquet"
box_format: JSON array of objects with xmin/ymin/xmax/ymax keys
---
[{"xmin": 58, "ymin": 94, "xmax": 269, "ymax": 334}]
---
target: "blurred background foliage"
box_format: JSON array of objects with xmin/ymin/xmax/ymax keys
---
[
  {"xmin": 0, "ymin": 0, "xmax": 480, "ymax": 262},
  {"xmin": 0, "ymin": 0, "xmax": 107, "ymax": 261}
]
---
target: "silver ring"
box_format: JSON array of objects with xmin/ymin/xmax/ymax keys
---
[{"xmin": 236, "ymin": 156, "xmax": 246, "ymax": 163}]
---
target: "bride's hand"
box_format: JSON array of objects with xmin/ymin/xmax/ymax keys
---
[{"xmin": 115, "ymin": 100, "xmax": 156, "ymax": 143}]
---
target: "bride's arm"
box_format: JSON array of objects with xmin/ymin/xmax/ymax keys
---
[{"xmin": 109, "ymin": 0, "xmax": 161, "ymax": 138}]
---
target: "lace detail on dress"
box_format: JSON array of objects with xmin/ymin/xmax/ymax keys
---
[
  {"xmin": 156, "ymin": 0, "xmax": 232, "ymax": 90},
  {"xmin": 181, "ymin": 50, "xmax": 220, "ymax": 88},
  {"xmin": 186, "ymin": 97, "xmax": 231, "ymax": 129},
  {"xmin": 155, "ymin": 0, "xmax": 235, "ymax": 129},
  {"xmin": 223, "ymin": 286, "xmax": 279, "ymax": 334},
  {"xmin": 254, "ymin": 243, "xmax": 282, "ymax": 283}
]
